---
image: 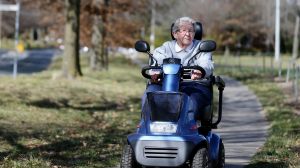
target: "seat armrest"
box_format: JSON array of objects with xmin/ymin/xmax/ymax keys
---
[{"xmin": 215, "ymin": 76, "xmax": 225, "ymax": 90}]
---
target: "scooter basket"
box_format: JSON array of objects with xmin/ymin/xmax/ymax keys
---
[{"xmin": 147, "ymin": 91, "xmax": 184, "ymax": 122}]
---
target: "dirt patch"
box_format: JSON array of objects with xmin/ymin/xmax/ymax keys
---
[{"xmin": 291, "ymin": 146, "xmax": 300, "ymax": 155}]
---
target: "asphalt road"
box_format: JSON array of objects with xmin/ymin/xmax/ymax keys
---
[
  {"xmin": 216, "ymin": 77, "xmax": 269, "ymax": 168},
  {"xmin": 0, "ymin": 49, "xmax": 59, "ymax": 75}
]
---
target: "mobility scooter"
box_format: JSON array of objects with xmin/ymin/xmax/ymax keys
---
[{"xmin": 121, "ymin": 23, "xmax": 225, "ymax": 168}]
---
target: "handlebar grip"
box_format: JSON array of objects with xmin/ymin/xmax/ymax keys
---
[
  {"xmin": 182, "ymin": 66, "xmax": 206, "ymax": 78},
  {"xmin": 141, "ymin": 66, "xmax": 161, "ymax": 79}
]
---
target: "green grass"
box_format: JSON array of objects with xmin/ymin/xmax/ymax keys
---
[
  {"xmin": 215, "ymin": 64, "xmax": 300, "ymax": 168},
  {"xmin": 0, "ymin": 55, "xmax": 146, "ymax": 167},
  {"xmin": 214, "ymin": 54, "xmax": 300, "ymax": 69}
]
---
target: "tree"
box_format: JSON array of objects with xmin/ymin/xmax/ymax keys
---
[
  {"xmin": 8, "ymin": 0, "xmax": 150, "ymax": 73},
  {"xmin": 82, "ymin": 0, "xmax": 149, "ymax": 70},
  {"xmin": 85, "ymin": 0, "xmax": 109, "ymax": 70},
  {"xmin": 62, "ymin": 0, "xmax": 82, "ymax": 78},
  {"xmin": 150, "ymin": 0, "xmax": 287, "ymax": 53}
]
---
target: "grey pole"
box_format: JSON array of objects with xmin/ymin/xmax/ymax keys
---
[
  {"xmin": 0, "ymin": 0, "xmax": 2, "ymax": 48},
  {"xmin": 150, "ymin": 0, "xmax": 156, "ymax": 52},
  {"xmin": 13, "ymin": 0, "xmax": 20, "ymax": 79},
  {"xmin": 275, "ymin": 0, "xmax": 281, "ymax": 77},
  {"xmin": 286, "ymin": 59, "xmax": 291, "ymax": 83},
  {"xmin": 292, "ymin": 16, "xmax": 299, "ymax": 60},
  {"xmin": 295, "ymin": 66, "xmax": 299, "ymax": 103}
]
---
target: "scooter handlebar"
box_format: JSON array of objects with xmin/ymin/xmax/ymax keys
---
[
  {"xmin": 182, "ymin": 66, "xmax": 206, "ymax": 79},
  {"xmin": 141, "ymin": 66, "xmax": 161, "ymax": 79},
  {"xmin": 141, "ymin": 65, "xmax": 206, "ymax": 79}
]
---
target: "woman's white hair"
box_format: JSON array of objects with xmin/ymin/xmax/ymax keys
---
[{"xmin": 172, "ymin": 16, "xmax": 195, "ymax": 33}]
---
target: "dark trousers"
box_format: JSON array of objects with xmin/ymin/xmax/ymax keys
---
[{"xmin": 142, "ymin": 82, "xmax": 212, "ymax": 120}]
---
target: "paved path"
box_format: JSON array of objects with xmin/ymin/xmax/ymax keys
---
[
  {"xmin": 216, "ymin": 77, "xmax": 269, "ymax": 168},
  {"xmin": 0, "ymin": 49, "xmax": 60, "ymax": 75}
]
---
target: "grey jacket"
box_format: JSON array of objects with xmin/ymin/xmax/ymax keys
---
[{"xmin": 151, "ymin": 40, "xmax": 214, "ymax": 78}]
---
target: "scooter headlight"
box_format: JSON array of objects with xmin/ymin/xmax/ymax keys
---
[{"xmin": 150, "ymin": 122, "xmax": 177, "ymax": 133}]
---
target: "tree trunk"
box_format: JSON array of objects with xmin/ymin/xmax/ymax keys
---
[
  {"xmin": 62, "ymin": 0, "xmax": 82, "ymax": 78},
  {"xmin": 90, "ymin": 0, "xmax": 109, "ymax": 71},
  {"xmin": 102, "ymin": 0, "xmax": 109, "ymax": 70},
  {"xmin": 90, "ymin": 15, "xmax": 103, "ymax": 70}
]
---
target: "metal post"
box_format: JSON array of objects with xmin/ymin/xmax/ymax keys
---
[
  {"xmin": 13, "ymin": 0, "xmax": 20, "ymax": 79},
  {"xmin": 255, "ymin": 53, "xmax": 259, "ymax": 74},
  {"xmin": 263, "ymin": 53, "xmax": 266, "ymax": 72},
  {"xmin": 286, "ymin": 59, "xmax": 291, "ymax": 83},
  {"xmin": 295, "ymin": 66, "xmax": 299, "ymax": 103},
  {"xmin": 275, "ymin": 0, "xmax": 281, "ymax": 77},
  {"xmin": 0, "ymin": 0, "xmax": 2, "ymax": 48},
  {"xmin": 292, "ymin": 15, "xmax": 300, "ymax": 60},
  {"xmin": 150, "ymin": 0, "xmax": 155, "ymax": 52},
  {"xmin": 0, "ymin": 3, "xmax": 20, "ymax": 78}
]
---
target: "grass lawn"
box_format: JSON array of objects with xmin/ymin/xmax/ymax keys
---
[
  {"xmin": 0, "ymin": 56, "xmax": 146, "ymax": 167},
  {"xmin": 214, "ymin": 54, "xmax": 300, "ymax": 70}
]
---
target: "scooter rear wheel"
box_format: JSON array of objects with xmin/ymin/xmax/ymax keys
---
[
  {"xmin": 191, "ymin": 147, "xmax": 209, "ymax": 168},
  {"xmin": 216, "ymin": 142, "xmax": 225, "ymax": 168},
  {"xmin": 120, "ymin": 144, "xmax": 139, "ymax": 168}
]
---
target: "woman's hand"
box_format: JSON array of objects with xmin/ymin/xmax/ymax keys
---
[
  {"xmin": 191, "ymin": 70, "xmax": 202, "ymax": 80},
  {"xmin": 150, "ymin": 74, "xmax": 161, "ymax": 83}
]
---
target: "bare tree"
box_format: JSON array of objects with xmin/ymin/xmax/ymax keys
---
[
  {"xmin": 83, "ymin": 0, "xmax": 149, "ymax": 70},
  {"xmin": 87, "ymin": 0, "xmax": 107, "ymax": 71},
  {"xmin": 158, "ymin": 0, "xmax": 295, "ymax": 53},
  {"xmin": 62, "ymin": 0, "xmax": 82, "ymax": 78}
]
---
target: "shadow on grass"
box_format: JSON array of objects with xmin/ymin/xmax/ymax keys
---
[
  {"xmin": 0, "ymin": 129, "xmax": 28, "ymax": 154},
  {"xmin": 26, "ymin": 97, "xmax": 141, "ymax": 113},
  {"xmin": 0, "ymin": 122, "xmax": 128, "ymax": 167},
  {"xmin": 27, "ymin": 98, "xmax": 118, "ymax": 111},
  {"xmin": 245, "ymin": 161, "xmax": 288, "ymax": 168},
  {"xmin": 0, "ymin": 96, "xmax": 141, "ymax": 167}
]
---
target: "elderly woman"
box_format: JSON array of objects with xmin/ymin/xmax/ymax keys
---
[{"xmin": 143, "ymin": 16, "xmax": 214, "ymax": 121}]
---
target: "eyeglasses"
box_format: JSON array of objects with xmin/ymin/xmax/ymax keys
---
[{"xmin": 178, "ymin": 29, "xmax": 195, "ymax": 34}]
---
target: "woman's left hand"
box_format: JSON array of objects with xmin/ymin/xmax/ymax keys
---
[{"xmin": 191, "ymin": 70, "xmax": 202, "ymax": 80}]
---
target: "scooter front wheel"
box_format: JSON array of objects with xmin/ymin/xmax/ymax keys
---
[
  {"xmin": 120, "ymin": 144, "xmax": 140, "ymax": 168},
  {"xmin": 191, "ymin": 147, "xmax": 209, "ymax": 168}
]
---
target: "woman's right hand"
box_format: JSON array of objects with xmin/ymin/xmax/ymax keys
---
[{"xmin": 150, "ymin": 74, "xmax": 161, "ymax": 83}]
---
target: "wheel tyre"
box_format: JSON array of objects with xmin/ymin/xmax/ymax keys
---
[
  {"xmin": 216, "ymin": 142, "xmax": 225, "ymax": 168},
  {"xmin": 120, "ymin": 144, "xmax": 139, "ymax": 168},
  {"xmin": 191, "ymin": 147, "xmax": 209, "ymax": 168}
]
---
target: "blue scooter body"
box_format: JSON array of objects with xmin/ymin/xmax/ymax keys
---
[{"xmin": 127, "ymin": 58, "xmax": 222, "ymax": 167}]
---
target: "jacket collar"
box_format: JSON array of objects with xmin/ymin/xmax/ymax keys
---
[{"xmin": 175, "ymin": 41, "xmax": 194, "ymax": 53}]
